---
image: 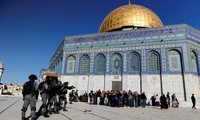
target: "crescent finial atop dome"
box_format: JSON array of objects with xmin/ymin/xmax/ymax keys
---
[{"xmin": 128, "ymin": 0, "xmax": 131, "ymax": 5}]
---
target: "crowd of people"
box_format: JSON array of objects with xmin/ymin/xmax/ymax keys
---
[
  {"xmin": 88, "ymin": 89, "xmax": 148, "ymax": 108},
  {"xmin": 87, "ymin": 89, "xmax": 182, "ymax": 109},
  {"xmin": 88, "ymin": 89, "xmax": 142, "ymax": 107},
  {"xmin": 150, "ymin": 92, "xmax": 179, "ymax": 109}
]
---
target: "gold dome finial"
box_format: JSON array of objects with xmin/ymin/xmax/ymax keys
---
[{"xmin": 128, "ymin": 0, "xmax": 131, "ymax": 5}]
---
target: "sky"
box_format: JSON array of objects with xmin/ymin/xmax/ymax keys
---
[{"xmin": 0, "ymin": 0, "xmax": 200, "ymax": 84}]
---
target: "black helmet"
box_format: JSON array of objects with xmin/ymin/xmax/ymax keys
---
[
  {"xmin": 63, "ymin": 82, "xmax": 69, "ymax": 86},
  {"xmin": 28, "ymin": 74, "xmax": 37, "ymax": 80}
]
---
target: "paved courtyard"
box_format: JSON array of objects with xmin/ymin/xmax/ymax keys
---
[{"xmin": 0, "ymin": 95, "xmax": 200, "ymax": 120}]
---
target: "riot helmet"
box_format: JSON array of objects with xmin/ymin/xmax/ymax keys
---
[{"xmin": 28, "ymin": 74, "xmax": 37, "ymax": 80}]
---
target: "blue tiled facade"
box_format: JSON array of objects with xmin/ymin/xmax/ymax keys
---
[
  {"xmin": 47, "ymin": 24, "xmax": 200, "ymax": 102},
  {"xmin": 50, "ymin": 24, "xmax": 200, "ymax": 76}
]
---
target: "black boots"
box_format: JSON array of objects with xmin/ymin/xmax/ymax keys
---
[
  {"xmin": 21, "ymin": 117, "xmax": 27, "ymax": 120},
  {"xmin": 43, "ymin": 112, "xmax": 50, "ymax": 118}
]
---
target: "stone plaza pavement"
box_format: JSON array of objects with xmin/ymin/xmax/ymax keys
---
[{"xmin": 0, "ymin": 95, "xmax": 200, "ymax": 120}]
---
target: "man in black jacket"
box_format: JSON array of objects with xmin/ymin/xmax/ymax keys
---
[
  {"xmin": 140, "ymin": 92, "xmax": 147, "ymax": 108},
  {"xmin": 191, "ymin": 94, "xmax": 196, "ymax": 109}
]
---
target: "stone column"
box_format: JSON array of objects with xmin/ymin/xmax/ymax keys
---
[
  {"xmin": 90, "ymin": 51, "xmax": 94, "ymax": 74},
  {"xmin": 181, "ymin": 44, "xmax": 189, "ymax": 101},
  {"xmin": 61, "ymin": 53, "xmax": 66, "ymax": 74},
  {"xmin": 106, "ymin": 52, "xmax": 110, "ymax": 73},
  {"xmin": 75, "ymin": 53, "xmax": 79, "ymax": 73}
]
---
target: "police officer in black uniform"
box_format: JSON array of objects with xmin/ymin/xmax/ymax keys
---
[
  {"xmin": 59, "ymin": 82, "xmax": 75, "ymax": 111},
  {"xmin": 21, "ymin": 74, "xmax": 38, "ymax": 120},
  {"xmin": 47, "ymin": 77, "xmax": 62, "ymax": 114},
  {"xmin": 37, "ymin": 76, "xmax": 50, "ymax": 117}
]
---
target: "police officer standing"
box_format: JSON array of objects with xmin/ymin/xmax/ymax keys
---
[
  {"xmin": 37, "ymin": 76, "xmax": 50, "ymax": 117},
  {"xmin": 21, "ymin": 74, "xmax": 39, "ymax": 120}
]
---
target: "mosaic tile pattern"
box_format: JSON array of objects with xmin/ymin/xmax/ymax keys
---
[{"xmin": 50, "ymin": 24, "xmax": 200, "ymax": 75}]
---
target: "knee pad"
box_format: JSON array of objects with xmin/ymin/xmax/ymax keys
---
[
  {"xmin": 64, "ymin": 101, "xmax": 67, "ymax": 105},
  {"xmin": 21, "ymin": 107, "xmax": 27, "ymax": 112},
  {"xmin": 31, "ymin": 107, "xmax": 36, "ymax": 111}
]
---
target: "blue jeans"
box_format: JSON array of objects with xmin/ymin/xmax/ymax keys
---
[
  {"xmin": 141, "ymin": 99, "xmax": 146, "ymax": 108},
  {"xmin": 135, "ymin": 98, "xmax": 138, "ymax": 107}
]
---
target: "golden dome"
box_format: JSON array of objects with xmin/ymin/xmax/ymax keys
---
[{"xmin": 99, "ymin": 4, "xmax": 163, "ymax": 32}]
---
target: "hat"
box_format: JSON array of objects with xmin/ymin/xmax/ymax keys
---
[{"xmin": 28, "ymin": 74, "xmax": 37, "ymax": 80}]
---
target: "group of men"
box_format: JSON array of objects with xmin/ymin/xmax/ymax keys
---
[{"xmin": 21, "ymin": 74, "xmax": 75, "ymax": 120}]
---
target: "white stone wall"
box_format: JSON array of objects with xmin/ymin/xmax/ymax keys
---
[
  {"xmin": 184, "ymin": 74, "xmax": 200, "ymax": 101},
  {"xmin": 162, "ymin": 74, "xmax": 184, "ymax": 101},
  {"xmin": 142, "ymin": 74, "xmax": 161, "ymax": 99},
  {"xmin": 61, "ymin": 74, "xmax": 200, "ymax": 103},
  {"xmin": 125, "ymin": 75, "xmax": 140, "ymax": 92}
]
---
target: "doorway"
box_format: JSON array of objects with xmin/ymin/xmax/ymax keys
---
[{"xmin": 112, "ymin": 81, "xmax": 121, "ymax": 91}]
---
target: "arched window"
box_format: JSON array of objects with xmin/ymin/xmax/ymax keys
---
[
  {"xmin": 95, "ymin": 54, "xmax": 106, "ymax": 73},
  {"xmin": 149, "ymin": 51, "xmax": 159, "ymax": 71},
  {"xmin": 80, "ymin": 55, "xmax": 90, "ymax": 73},
  {"xmin": 112, "ymin": 53, "xmax": 122, "ymax": 72},
  {"xmin": 167, "ymin": 50, "xmax": 181, "ymax": 71},
  {"xmin": 67, "ymin": 55, "xmax": 75, "ymax": 73},
  {"xmin": 129, "ymin": 52, "xmax": 140, "ymax": 72},
  {"xmin": 191, "ymin": 51, "xmax": 197, "ymax": 73}
]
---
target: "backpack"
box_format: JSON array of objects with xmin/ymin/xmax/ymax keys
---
[
  {"xmin": 22, "ymin": 81, "xmax": 33, "ymax": 96},
  {"xmin": 38, "ymin": 81, "xmax": 45, "ymax": 91}
]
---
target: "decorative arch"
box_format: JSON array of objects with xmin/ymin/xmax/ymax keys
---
[
  {"xmin": 80, "ymin": 54, "xmax": 90, "ymax": 73},
  {"xmin": 148, "ymin": 51, "xmax": 160, "ymax": 71},
  {"xmin": 191, "ymin": 51, "xmax": 198, "ymax": 73},
  {"xmin": 129, "ymin": 52, "xmax": 140, "ymax": 72},
  {"xmin": 167, "ymin": 50, "xmax": 181, "ymax": 71},
  {"xmin": 112, "ymin": 53, "xmax": 122, "ymax": 73},
  {"xmin": 94, "ymin": 53, "xmax": 106, "ymax": 73},
  {"xmin": 66, "ymin": 55, "xmax": 76, "ymax": 73},
  {"xmin": 167, "ymin": 49, "xmax": 187, "ymax": 101}
]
